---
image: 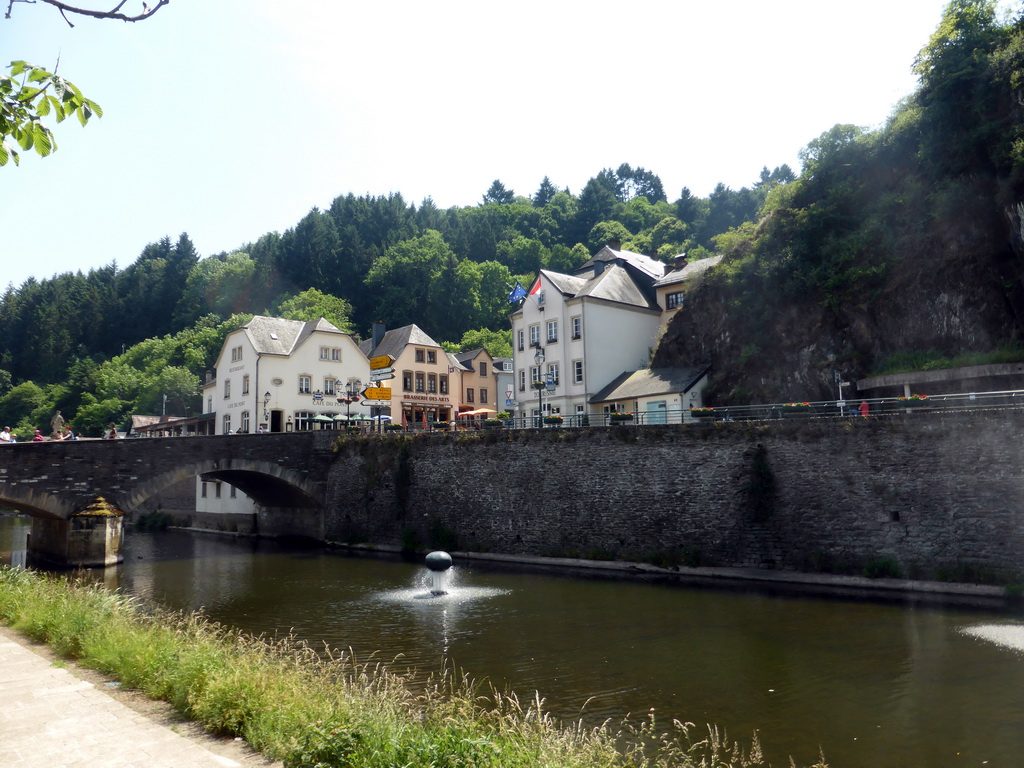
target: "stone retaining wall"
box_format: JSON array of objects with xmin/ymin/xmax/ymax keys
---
[{"xmin": 318, "ymin": 412, "xmax": 1024, "ymax": 578}]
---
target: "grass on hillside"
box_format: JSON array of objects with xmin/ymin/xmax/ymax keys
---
[{"xmin": 0, "ymin": 567, "xmax": 826, "ymax": 768}]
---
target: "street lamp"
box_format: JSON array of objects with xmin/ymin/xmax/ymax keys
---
[
  {"xmin": 262, "ymin": 391, "xmax": 271, "ymax": 421},
  {"xmin": 533, "ymin": 346, "xmax": 545, "ymax": 427},
  {"xmin": 340, "ymin": 379, "xmax": 362, "ymax": 423}
]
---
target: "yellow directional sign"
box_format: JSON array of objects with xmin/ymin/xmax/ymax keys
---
[
  {"xmin": 370, "ymin": 354, "xmax": 394, "ymax": 371},
  {"xmin": 362, "ymin": 386, "xmax": 392, "ymax": 401}
]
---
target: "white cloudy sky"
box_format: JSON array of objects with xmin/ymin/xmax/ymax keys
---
[{"xmin": 2, "ymin": 0, "xmax": 1015, "ymax": 288}]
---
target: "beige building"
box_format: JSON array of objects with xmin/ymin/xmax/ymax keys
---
[
  {"xmin": 359, "ymin": 323, "xmax": 460, "ymax": 426},
  {"xmin": 453, "ymin": 348, "xmax": 497, "ymax": 418}
]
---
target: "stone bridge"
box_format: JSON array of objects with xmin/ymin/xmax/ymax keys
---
[{"xmin": 0, "ymin": 432, "xmax": 339, "ymax": 567}]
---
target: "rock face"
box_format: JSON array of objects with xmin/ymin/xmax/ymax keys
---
[{"xmin": 653, "ymin": 202, "xmax": 1024, "ymax": 404}]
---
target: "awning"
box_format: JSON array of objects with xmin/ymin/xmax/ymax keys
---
[{"xmin": 457, "ymin": 408, "xmax": 497, "ymax": 417}]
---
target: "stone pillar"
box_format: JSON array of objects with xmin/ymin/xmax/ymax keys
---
[{"xmin": 29, "ymin": 496, "xmax": 124, "ymax": 568}]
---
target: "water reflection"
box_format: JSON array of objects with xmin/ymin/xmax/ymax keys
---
[{"xmin": 2, "ymin": 515, "xmax": 1024, "ymax": 768}]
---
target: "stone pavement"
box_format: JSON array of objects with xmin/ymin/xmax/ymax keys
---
[{"xmin": 0, "ymin": 626, "xmax": 278, "ymax": 768}]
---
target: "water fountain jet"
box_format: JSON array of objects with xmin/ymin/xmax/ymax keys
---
[{"xmin": 424, "ymin": 550, "xmax": 453, "ymax": 596}]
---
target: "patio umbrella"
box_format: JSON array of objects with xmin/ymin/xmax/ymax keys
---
[{"xmin": 312, "ymin": 414, "xmax": 335, "ymax": 423}]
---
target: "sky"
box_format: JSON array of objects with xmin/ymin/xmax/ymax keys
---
[{"xmin": 3, "ymin": 0, "xmax": 1018, "ymax": 288}]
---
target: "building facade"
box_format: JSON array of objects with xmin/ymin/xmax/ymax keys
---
[
  {"xmin": 200, "ymin": 315, "xmax": 371, "ymax": 434},
  {"xmin": 359, "ymin": 323, "xmax": 460, "ymax": 426},
  {"xmin": 509, "ymin": 245, "xmax": 666, "ymax": 422}
]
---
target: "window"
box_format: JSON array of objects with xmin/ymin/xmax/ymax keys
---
[
  {"xmin": 240, "ymin": 411, "xmax": 250, "ymax": 433},
  {"xmin": 324, "ymin": 378, "xmax": 336, "ymax": 396},
  {"xmin": 519, "ymin": 369, "xmax": 526, "ymax": 391},
  {"xmin": 547, "ymin": 362, "xmax": 560, "ymax": 386},
  {"xmin": 319, "ymin": 346, "xmax": 330, "ymax": 360},
  {"xmin": 403, "ymin": 371, "xmax": 413, "ymax": 392},
  {"xmin": 295, "ymin": 411, "xmax": 314, "ymax": 431},
  {"xmin": 440, "ymin": 374, "xmax": 449, "ymax": 394},
  {"xmin": 479, "ymin": 361, "xmax": 488, "ymax": 377},
  {"xmin": 666, "ymin": 291, "xmax": 684, "ymax": 310},
  {"xmin": 573, "ymin": 359, "xmax": 584, "ymax": 384},
  {"xmin": 537, "ymin": 290, "xmax": 545, "ymax": 306},
  {"xmin": 530, "ymin": 365, "xmax": 540, "ymax": 385},
  {"xmin": 466, "ymin": 388, "xmax": 475, "ymax": 403},
  {"xmin": 223, "ymin": 379, "xmax": 230, "ymax": 399},
  {"xmin": 207, "ymin": 396, "xmax": 213, "ymax": 413},
  {"xmin": 230, "ymin": 345, "xmax": 243, "ymax": 362},
  {"xmin": 415, "ymin": 372, "xmax": 425, "ymax": 392},
  {"xmin": 547, "ymin": 320, "xmax": 558, "ymax": 343},
  {"xmin": 529, "ymin": 324, "xmax": 540, "ymax": 347},
  {"xmin": 214, "ymin": 482, "xmax": 221, "ymax": 499},
  {"xmin": 415, "ymin": 349, "xmax": 425, "ymax": 363},
  {"xmin": 427, "ymin": 350, "xmax": 437, "ymax": 364},
  {"xmin": 427, "ymin": 374, "xmax": 437, "ymax": 394},
  {"xmin": 222, "ymin": 414, "xmax": 231, "ymax": 434},
  {"xmin": 517, "ymin": 329, "xmax": 525, "ymax": 351},
  {"xmin": 201, "ymin": 482, "xmax": 208, "ymax": 498},
  {"xmin": 480, "ymin": 388, "xmax": 488, "ymax": 404},
  {"xmin": 230, "ymin": 486, "xmax": 237, "ymax": 498},
  {"xmin": 332, "ymin": 347, "xmax": 342, "ymax": 361},
  {"xmin": 571, "ymin": 316, "xmax": 582, "ymax": 339},
  {"xmin": 298, "ymin": 375, "xmax": 311, "ymax": 394},
  {"xmin": 242, "ymin": 374, "xmax": 249, "ymax": 395}
]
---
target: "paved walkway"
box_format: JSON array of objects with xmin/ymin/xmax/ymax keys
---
[{"xmin": 0, "ymin": 626, "xmax": 278, "ymax": 768}]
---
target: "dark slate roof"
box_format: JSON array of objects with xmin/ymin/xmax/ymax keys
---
[
  {"xmin": 653, "ymin": 255, "xmax": 723, "ymax": 288},
  {"xmin": 541, "ymin": 270, "xmax": 587, "ymax": 297},
  {"xmin": 358, "ymin": 324, "xmax": 442, "ymax": 359},
  {"xmin": 580, "ymin": 246, "xmax": 667, "ymax": 281},
  {"xmin": 590, "ymin": 365, "xmax": 711, "ymax": 403},
  {"xmin": 242, "ymin": 315, "xmax": 347, "ymax": 356},
  {"xmin": 575, "ymin": 264, "xmax": 655, "ymax": 308},
  {"xmin": 454, "ymin": 348, "xmax": 486, "ymax": 366}
]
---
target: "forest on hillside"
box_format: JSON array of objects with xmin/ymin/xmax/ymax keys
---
[{"xmin": 0, "ymin": 162, "xmax": 790, "ymax": 437}]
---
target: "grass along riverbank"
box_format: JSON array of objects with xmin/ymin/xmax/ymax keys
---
[{"xmin": 0, "ymin": 567, "xmax": 826, "ymax": 768}]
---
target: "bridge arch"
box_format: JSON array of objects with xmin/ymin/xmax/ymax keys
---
[{"xmin": 125, "ymin": 458, "xmax": 324, "ymax": 512}]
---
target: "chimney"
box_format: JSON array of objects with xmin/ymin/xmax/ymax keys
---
[
  {"xmin": 674, "ymin": 253, "xmax": 687, "ymax": 270},
  {"xmin": 608, "ymin": 237, "xmax": 621, "ymax": 251},
  {"xmin": 371, "ymin": 321, "xmax": 385, "ymax": 352},
  {"xmin": 593, "ymin": 261, "xmax": 605, "ymax": 276}
]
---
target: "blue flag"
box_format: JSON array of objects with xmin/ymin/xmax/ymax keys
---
[{"xmin": 507, "ymin": 282, "xmax": 527, "ymax": 304}]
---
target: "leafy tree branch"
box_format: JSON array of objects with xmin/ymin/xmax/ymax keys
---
[{"xmin": 0, "ymin": 60, "xmax": 101, "ymax": 166}]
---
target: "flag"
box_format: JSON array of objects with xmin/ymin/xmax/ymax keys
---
[
  {"xmin": 528, "ymin": 278, "xmax": 542, "ymax": 295},
  {"xmin": 507, "ymin": 282, "xmax": 527, "ymax": 305}
]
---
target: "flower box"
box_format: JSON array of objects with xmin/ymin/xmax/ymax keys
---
[
  {"xmin": 609, "ymin": 413, "xmax": 633, "ymax": 423},
  {"xmin": 897, "ymin": 394, "xmax": 928, "ymax": 406},
  {"xmin": 432, "ymin": 421, "xmax": 450, "ymax": 429},
  {"xmin": 543, "ymin": 416, "xmax": 563, "ymax": 425},
  {"xmin": 384, "ymin": 424, "xmax": 404, "ymax": 432},
  {"xmin": 484, "ymin": 419, "xmax": 503, "ymax": 428},
  {"xmin": 689, "ymin": 408, "xmax": 715, "ymax": 418}
]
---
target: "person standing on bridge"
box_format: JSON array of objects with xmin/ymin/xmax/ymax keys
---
[
  {"xmin": 104, "ymin": 423, "xmax": 119, "ymax": 439},
  {"xmin": 0, "ymin": 426, "xmax": 14, "ymax": 443}
]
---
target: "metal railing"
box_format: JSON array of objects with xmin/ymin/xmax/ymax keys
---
[{"xmin": 327, "ymin": 389, "xmax": 1024, "ymax": 434}]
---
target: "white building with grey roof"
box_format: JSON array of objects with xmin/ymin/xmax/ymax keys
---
[
  {"xmin": 509, "ymin": 244, "xmax": 667, "ymax": 423},
  {"xmin": 200, "ymin": 315, "xmax": 370, "ymax": 434}
]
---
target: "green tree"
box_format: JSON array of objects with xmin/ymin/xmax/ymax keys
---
[
  {"xmin": 532, "ymin": 176, "xmax": 557, "ymax": 207},
  {"xmin": 273, "ymin": 288, "xmax": 354, "ymax": 333},
  {"xmin": 482, "ymin": 179, "xmax": 515, "ymax": 205},
  {"xmin": 447, "ymin": 328, "xmax": 513, "ymax": 359}
]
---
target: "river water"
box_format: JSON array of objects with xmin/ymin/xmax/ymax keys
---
[{"xmin": 2, "ymin": 514, "xmax": 1023, "ymax": 768}]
